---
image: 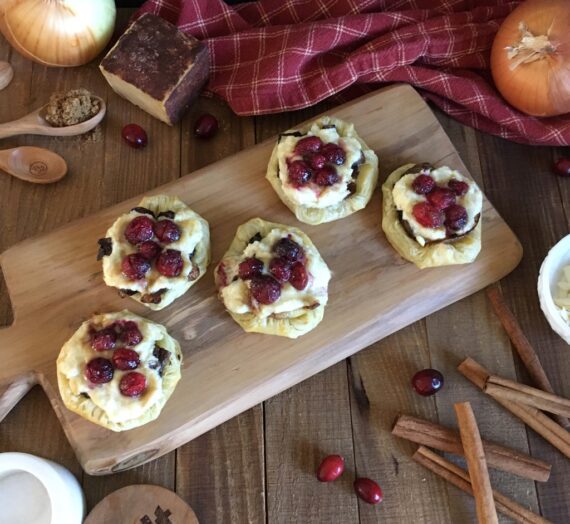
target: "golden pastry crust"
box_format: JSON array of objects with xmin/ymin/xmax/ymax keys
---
[
  {"xmin": 100, "ymin": 195, "xmax": 210, "ymax": 311},
  {"xmin": 214, "ymin": 218, "xmax": 330, "ymax": 338},
  {"xmin": 57, "ymin": 311, "xmax": 182, "ymax": 432},
  {"xmin": 266, "ymin": 116, "xmax": 379, "ymax": 225},
  {"xmin": 381, "ymin": 163, "xmax": 482, "ymax": 268}
]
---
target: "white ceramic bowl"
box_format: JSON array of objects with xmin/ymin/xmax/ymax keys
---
[
  {"xmin": 0, "ymin": 452, "xmax": 84, "ymax": 524},
  {"xmin": 537, "ymin": 234, "xmax": 570, "ymax": 345}
]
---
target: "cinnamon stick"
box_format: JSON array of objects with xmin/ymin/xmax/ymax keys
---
[
  {"xmin": 458, "ymin": 358, "xmax": 570, "ymax": 459},
  {"xmin": 392, "ymin": 414, "xmax": 551, "ymax": 482},
  {"xmin": 486, "ymin": 285, "xmax": 569, "ymax": 428},
  {"xmin": 413, "ymin": 447, "xmax": 551, "ymax": 524},
  {"xmin": 485, "ymin": 375, "xmax": 570, "ymax": 418},
  {"xmin": 455, "ymin": 402, "xmax": 498, "ymax": 524}
]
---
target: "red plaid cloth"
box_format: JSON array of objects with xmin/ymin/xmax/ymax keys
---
[{"xmin": 135, "ymin": 0, "xmax": 570, "ymax": 146}]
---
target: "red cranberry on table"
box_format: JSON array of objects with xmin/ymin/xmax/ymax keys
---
[
  {"xmin": 314, "ymin": 165, "xmax": 340, "ymax": 187},
  {"xmin": 316, "ymin": 455, "xmax": 345, "ymax": 482},
  {"xmin": 119, "ymin": 372, "xmax": 147, "ymax": 397},
  {"xmin": 124, "ymin": 215, "xmax": 154, "ymax": 245},
  {"xmin": 118, "ymin": 321, "xmax": 143, "ymax": 346},
  {"xmin": 122, "ymin": 123, "xmax": 148, "ymax": 149},
  {"xmin": 288, "ymin": 160, "xmax": 312, "ymax": 187},
  {"xmin": 412, "ymin": 202, "xmax": 444, "ymax": 229},
  {"xmin": 444, "ymin": 204, "xmax": 468, "ymax": 232},
  {"xmin": 194, "ymin": 113, "xmax": 219, "ymax": 139},
  {"xmin": 448, "ymin": 179, "xmax": 469, "ymax": 196},
  {"xmin": 239, "ymin": 257, "xmax": 264, "ymax": 280},
  {"xmin": 112, "ymin": 348, "xmax": 140, "ymax": 371},
  {"xmin": 269, "ymin": 257, "xmax": 292, "ymax": 282},
  {"xmin": 294, "ymin": 136, "xmax": 323, "ymax": 156},
  {"xmin": 90, "ymin": 327, "xmax": 117, "ymax": 351},
  {"xmin": 156, "ymin": 249, "xmax": 184, "ymax": 277},
  {"xmin": 412, "ymin": 368, "xmax": 444, "ymax": 396},
  {"xmin": 289, "ymin": 262, "xmax": 308, "ymax": 290},
  {"xmin": 121, "ymin": 253, "xmax": 151, "ymax": 280},
  {"xmin": 85, "ymin": 358, "xmax": 114, "ymax": 384},
  {"xmin": 154, "ymin": 219, "xmax": 181, "ymax": 244},
  {"xmin": 321, "ymin": 143, "xmax": 346, "ymax": 166},
  {"xmin": 553, "ymin": 157, "xmax": 570, "ymax": 177},
  {"xmin": 138, "ymin": 240, "xmax": 161, "ymax": 260},
  {"xmin": 273, "ymin": 237, "xmax": 304, "ymax": 262},
  {"xmin": 354, "ymin": 477, "xmax": 383, "ymax": 505},
  {"xmin": 250, "ymin": 274, "xmax": 281, "ymax": 305},
  {"xmin": 426, "ymin": 187, "xmax": 456, "ymax": 210},
  {"xmin": 412, "ymin": 174, "xmax": 435, "ymax": 195}
]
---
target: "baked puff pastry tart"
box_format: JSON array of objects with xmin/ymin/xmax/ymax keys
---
[
  {"xmin": 97, "ymin": 195, "xmax": 210, "ymax": 310},
  {"xmin": 214, "ymin": 218, "xmax": 331, "ymax": 338},
  {"xmin": 382, "ymin": 163, "xmax": 483, "ymax": 269},
  {"xmin": 57, "ymin": 310, "xmax": 182, "ymax": 432},
  {"xmin": 266, "ymin": 116, "xmax": 379, "ymax": 225}
]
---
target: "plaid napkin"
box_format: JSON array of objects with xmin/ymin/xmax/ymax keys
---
[{"xmin": 136, "ymin": 0, "xmax": 570, "ymax": 146}]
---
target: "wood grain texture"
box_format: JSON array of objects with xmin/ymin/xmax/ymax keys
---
[{"xmin": 0, "ymin": 85, "xmax": 522, "ymax": 475}]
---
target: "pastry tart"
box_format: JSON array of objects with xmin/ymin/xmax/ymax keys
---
[
  {"xmin": 56, "ymin": 310, "xmax": 182, "ymax": 432},
  {"xmin": 214, "ymin": 218, "xmax": 331, "ymax": 338},
  {"xmin": 97, "ymin": 195, "xmax": 210, "ymax": 310},
  {"xmin": 266, "ymin": 116, "xmax": 379, "ymax": 225},
  {"xmin": 382, "ymin": 163, "xmax": 483, "ymax": 268}
]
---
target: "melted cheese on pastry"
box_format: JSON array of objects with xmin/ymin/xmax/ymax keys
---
[{"xmin": 392, "ymin": 166, "xmax": 482, "ymax": 246}]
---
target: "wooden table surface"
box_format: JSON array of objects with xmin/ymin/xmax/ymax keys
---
[{"xmin": 1, "ymin": 11, "xmax": 569, "ymax": 524}]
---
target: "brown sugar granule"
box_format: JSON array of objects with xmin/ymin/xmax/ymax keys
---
[{"xmin": 44, "ymin": 88, "xmax": 100, "ymax": 127}]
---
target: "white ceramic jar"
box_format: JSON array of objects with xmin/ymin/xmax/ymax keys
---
[{"xmin": 0, "ymin": 452, "xmax": 84, "ymax": 524}]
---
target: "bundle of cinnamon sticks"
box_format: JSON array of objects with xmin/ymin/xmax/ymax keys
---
[{"xmin": 392, "ymin": 286, "xmax": 570, "ymax": 524}]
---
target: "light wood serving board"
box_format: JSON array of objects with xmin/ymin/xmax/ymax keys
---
[{"xmin": 0, "ymin": 85, "xmax": 522, "ymax": 475}]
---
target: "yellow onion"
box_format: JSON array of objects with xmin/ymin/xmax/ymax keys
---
[{"xmin": 0, "ymin": 0, "xmax": 116, "ymax": 67}]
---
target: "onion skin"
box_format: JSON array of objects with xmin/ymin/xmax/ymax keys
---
[
  {"xmin": 0, "ymin": 0, "xmax": 116, "ymax": 68},
  {"xmin": 491, "ymin": 0, "xmax": 570, "ymax": 117}
]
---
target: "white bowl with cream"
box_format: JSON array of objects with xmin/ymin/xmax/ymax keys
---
[
  {"xmin": 0, "ymin": 452, "xmax": 84, "ymax": 524},
  {"xmin": 537, "ymin": 234, "xmax": 570, "ymax": 345}
]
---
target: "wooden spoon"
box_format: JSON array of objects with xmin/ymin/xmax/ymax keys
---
[
  {"xmin": 0, "ymin": 96, "xmax": 106, "ymax": 139},
  {"xmin": 0, "ymin": 146, "xmax": 67, "ymax": 183}
]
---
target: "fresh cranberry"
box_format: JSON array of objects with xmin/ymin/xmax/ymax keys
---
[
  {"xmin": 317, "ymin": 455, "xmax": 345, "ymax": 482},
  {"xmin": 119, "ymin": 372, "xmax": 146, "ymax": 397},
  {"xmin": 354, "ymin": 478, "xmax": 383, "ymax": 505},
  {"xmin": 121, "ymin": 254, "xmax": 151, "ymax": 280},
  {"xmin": 250, "ymin": 275, "xmax": 281, "ymax": 305},
  {"xmin": 138, "ymin": 240, "xmax": 161, "ymax": 260},
  {"xmin": 427, "ymin": 187, "xmax": 456, "ymax": 210},
  {"xmin": 553, "ymin": 157, "xmax": 570, "ymax": 177},
  {"xmin": 448, "ymin": 179, "xmax": 469, "ymax": 196},
  {"xmin": 85, "ymin": 358, "xmax": 114, "ymax": 384},
  {"xmin": 308, "ymin": 153, "xmax": 327, "ymax": 170},
  {"xmin": 288, "ymin": 160, "xmax": 312, "ymax": 187},
  {"xmin": 412, "ymin": 368, "xmax": 444, "ymax": 396},
  {"xmin": 412, "ymin": 202, "xmax": 444, "ymax": 229},
  {"xmin": 124, "ymin": 216, "xmax": 154, "ymax": 245},
  {"xmin": 321, "ymin": 143, "xmax": 346, "ymax": 165},
  {"xmin": 444, "ymin": 204, "xmax": 468, "ymax": 231},
  {"xmin": 314, "ymin": 165, "xmax": 339, "ymax": 187},
  {"xmin": 412, "ymin": 174, "xmax": 435, "ymax": 195},
  {"xmin": 154, "ymin": 220, "xmax": 180, "ymax": 243},
  {"xmin": 238, "ymin": 257, "xmax": 264, "ymax": 280},
  {"xmin": 194, "ymin": 113, "xmax": 219, "ymax": 139},
  {"xmin": 294, "ymin": 136, "xmax": 322, "ymax": 156},
  {"xmin": 156, "ymin": 249, "xmax": 183, "ymax": 277},
  {"xmin": 90, "ymin": 327, "xmax": 117, "ymax": 351},
  {"xmin": 112, "ymin": 348, "xmax": 140, "ymax": 371},
  {"xmin": 118, "ymin": 321, "xmax": 143, "ymax": 346},
  {"xmin": 273, "ymin": 238, "xmax": 304, "ymax": 262},
  {"xmin": 289, "ymin": 262, "xmax": 308, "ymax": 290},
  {"xmin": 269, "ymin": 257, "xmax": 292, "ymax": 282},
  {"xmin": 122, "ymin": 123, "xmax": 148, "ymax": 149}
]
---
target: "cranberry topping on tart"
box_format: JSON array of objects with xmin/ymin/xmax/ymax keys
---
[{"xmin": 392, "ymin": 165, "xmax": 483, "ymax": 247}]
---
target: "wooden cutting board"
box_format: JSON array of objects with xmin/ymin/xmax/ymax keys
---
[{"xmin": 0, "ymin": 85, "xmax": 522, "ymax": 475}]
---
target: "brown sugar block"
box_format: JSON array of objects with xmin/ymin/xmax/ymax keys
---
[{"xmin": 100, "ymin": 13, "xmax": 209, "ymax": 125}]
